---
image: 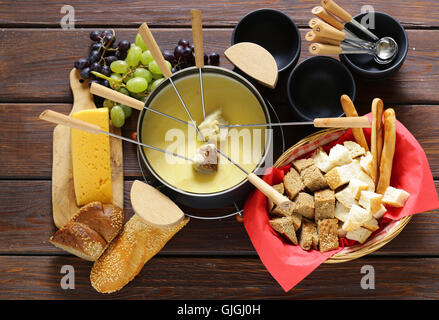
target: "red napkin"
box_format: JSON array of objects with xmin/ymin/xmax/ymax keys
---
[{"xmin": 244, "ymin": 113, "xmax": 439, "ymax": 292}]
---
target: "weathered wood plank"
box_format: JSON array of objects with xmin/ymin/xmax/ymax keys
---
[
  {"xmin": 0, "ymin": 255, "xmax": 438, "ymax": 299},
  {"xmin": 1, "ymin": 0, "xmax": 438, "ymax": 28},
  {"xmin": 2, "ymin": 103, "xmax": 438, "ymax": 178},
  {"xmin": 0, "ymin": 180, "xmax": 437, "ymax": 256}
]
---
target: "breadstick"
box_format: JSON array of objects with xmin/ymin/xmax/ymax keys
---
[
  {"xmin": 376, "ymin": 108, "xmax": 396, "ymax": 194},
  {"xmin": 371, "ymin": 98, "xmax": 384, "ymax": 185},
  {"xmin": 340, "ymin": 95, "xmax": 369, "ymax": 151}
]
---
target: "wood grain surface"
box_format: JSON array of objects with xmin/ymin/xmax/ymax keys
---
[{"xmin": 0, "ymin": 0, "xmax": 438, "ymax": 299}]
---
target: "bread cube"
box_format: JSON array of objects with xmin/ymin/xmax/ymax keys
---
[
  {"xmin": 329, "ymin": 144, "xmax": 353, "ymax": 167},
  {"xmin": 299, "ymin": 218, "xmax": 319, "ymax": 251},
  {"xmin": 344, "ymin": 141, "xmax": 366, "ymax": 158},
  {"xmin": 293, "ymin": 192, "xmax": 315, "ymax": 219},
  {"xmin": 335, "ymin": 186, "xmax": 357, "ymax": 209},
  {"xmin": 373, "ymin": 204, "xmax": 387, "ymax": 219},
  {"xmin": 356, "ymin": 170, "xmax": 375, "ymax": 191},
  {"xmin": 342, "ymin": 204, "xmax": 372, "ymax": 232},
  {"xmin": 267, "ymin": 183, "xmax": 284, "ymax": 212},
  {"xmin": 271, "ymin": 202, "xmax": 296, "ymax": 218},
  {"xmin": 346, "ymin": 227, "xmax": 372, "ymax": 244},
  {"xmin": 314, "ymin": 189, "xmax": 335, "ymax": 220},
  {"xmin": 300, "ymin": 165, "xmax": 328, "ymax": 192},
  {"xmin": 317, "ymin": 218, "xmax": 339, "ymax": 252},
  {"xmin": 348, "ymin": 178, "xmax": 369, "ymax": 200},
  {"xmin": 362, "ymin": 218, "xmax": 379, "ymax": 232},
  {"xmin": 269, "ymin": 217, "xmax": 298, "ymax": 245},
  {"xmin": 311, "ymin": 147, "xmax": 333, "ymax": 172},
  {"xmin": 338, "ymin": 220, "xmax": 348, "ymax": 238},
  {"xmin": 292, "ymin": 158, "xmax": 315, "ymax": 173},
  {"xmin": 382, "ymin": 186, "xmax": 410, "ymax": 207},
  {"xmin": 359, "ymin": 191, "xmax": 383, "ymax": 215},
  {"xmin": 360, "ymin": 151, "xmax": 374, "ymax": 178},
  {"xmin": 334, "ymin": 201, "xmax": 350, "ymax": 222},
  {"xmin": 325, "ymin": 161, "xmax": 361, "ymax": 190},
  {"xmin": 283, "ymin": 168, "xmax": 304, "ymax": 200}
]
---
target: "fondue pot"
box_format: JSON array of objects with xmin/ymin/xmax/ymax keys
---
[{"xmin": 136, "ymin": 65, "xmax": 274, "ymax": 209}]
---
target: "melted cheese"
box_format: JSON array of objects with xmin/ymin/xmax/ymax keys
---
[{"xmin": 71, "ymin": 108, "xmax": 113, "ymax": 205}]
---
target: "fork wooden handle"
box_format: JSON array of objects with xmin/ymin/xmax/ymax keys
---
[
  {"xmin": 39, "ymin": 109, "xmax": 102, "ymax": 134},
  {"xmin": 90, "ymin": 82, "xmax": 145, "ymax": 111},
  {"xmin": 191, "ymin": 9, "xmax": 204, "ymax": 68}
]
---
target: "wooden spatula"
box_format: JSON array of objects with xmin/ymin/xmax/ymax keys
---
[{"xmin": 224, "ymin": 42, "xmax": 278, "ymax": 89}]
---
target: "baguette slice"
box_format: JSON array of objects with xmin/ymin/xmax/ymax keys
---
[
  {"xmin": 346, "ymin": 227, "xmax": 372, "ymax": 244},
  {"xmin": 311, "ymin": 147, "xmax": 333, "ymax": 172},
  {"xmin": 91, "ymin": 215, "xmax": 189, "ymax": 293},
  {"xmin": 344, "ymin": 141, "xmax": 366, "ymax": 158},
  {"xmin": 382, "ymin": 186, "xmax": 410, "ymax": 207},
  {"xmin": 373, "ymin": 204, "xmax": 387, "ymax": 219}
]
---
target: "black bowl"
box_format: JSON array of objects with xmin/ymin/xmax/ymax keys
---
[
  {"xmin": 232, "ymin": 8, "xmax": 301, "ymax": 73},
  {"xmin": 340, "ymin": 12, "xmax": 408, "ymax": 80},
  {"xmin": 287, "ymin": 56, "xmax": 356, "ymax": 121}
]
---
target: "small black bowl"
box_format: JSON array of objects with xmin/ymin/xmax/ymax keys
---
[
  {"xmin": 340, "ymin": 12, "xmax": 408, "ymax": 80},
  {"xmin": 232, "ymin": 8, "xmax": 301, "ymax": 73},
  {"xmin": 287, "ymin": 56, "xmax": 356, "ymax": 121}
]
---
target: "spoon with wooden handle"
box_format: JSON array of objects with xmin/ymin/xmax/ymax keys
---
[{"xmin": 309, "ymin": 43, "xmax": 375, "ymax": 55}]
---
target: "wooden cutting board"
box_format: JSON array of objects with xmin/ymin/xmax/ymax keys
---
[{"xmin": 52, "ymin": 69, "xmax": 124, "ymax": 228}]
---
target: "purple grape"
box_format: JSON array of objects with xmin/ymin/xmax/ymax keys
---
[
  {"xmin": 99, "ymin": 79, "xmax": 110, "ymax": 87},
  {"xmin": 204, "ymin": 53, "xmax": 208, "ymax": 65},
  {"xmin": 101, "ymin": 30, "xmax": 113, "ymax": 38},
  {"xmin": 74, "ymin": 58, "xmax": 89, "ymax": 70},
  {"xmin": 90, "ymin": 62, "xmax": 101, "ymax": 72},
  {"xmin": 105, "ymin": 55, "xmax": 117, "ymax": 65},
  {"xmin": 89, "ymin": 50, "xmax": 101, "ymax": 63},
  {"xmin": 178, "ymin": 39, "xmax": 190, "ymax": 48},
  {"xmin": 118, "ymin": 40, "xmax": 130, "ymax": 52},
  {"xmin": 171, "ymin": 67, "xmax": 178, "ymax": 73},
  {"xmin": 182, "ymin": 47, "xmax": 193, "ymax": 63},
  {"xmin": 101, "ymin": 65, "xmax": 111, "ymax": 77},
  {"xmin": 209, "ymin": 52, "xmax": 220, "ymax": 66},
  {"xmin": 80, "ymin": 67, "xmax": 91, "ymax": 79},
  {"xmin": 102, "ymin": 34, "xmax": 115, "ymax": 46},
  {"xmin": 162, "ymin": 50, "xmax": 176, "ymax": 64},
  {"xmin": 115, "ymin": 50, "xmax": 127, "ymax": 60},
  {"xmin": 190, "ymin": 44, "xmax": 194, "ymax": 52},
  {"xmin": 174, "ymin": 45, "xmax": 185, "ymax": 60},
  {"xmin": 90, "ymin": 42, "xmax": 102, "ymax": 52},
  {"xmin": 89, "ymin": 30, "xmax": 101, "ymax": 41}
]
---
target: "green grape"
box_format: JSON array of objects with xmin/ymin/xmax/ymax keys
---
[
  {"xmin": 148, "ymin": 60, "xmax": 162, "ymax": 74},
  {"xmin": 103, "ymin": 99, "xmax": 114, "ymax": 109},
  {"xmin": 134, "ymin": 67, "xmax": 152, "ymax": 83},
  {"xmin": 123, "ymin": 72, "xmax": 134, "ymax": 83},
  {"xmin": 110, "ymin": 73, "xmax": 122, "ymax": 81},
  {"xmin": 118, "ymin": 87, "xmax": 130, "ymax": 95},
  {"xmin": 120, "ymin": 104, "xmax": 133, "ymax": 118},
  {"xmin": 141, "ymin": 50, "xmax": 154, "ymax": 65},
  {"xmin": 125, "ymin": 45, "xmax": 142, "ymax": 67},
  {"xmin": 151, "ymin": 72, "xmax": 164, "ymax": 80},
  {"xmin": 110, "ymin": 60, "xmax": 129, "ymax": 74},
  {"xmin": 126, "ymin": 77, "xmax": 148, "ymax": 93},
  {"xmin": 110, "ymin": 105, "xmax": 125, "ymax": 128},
  {"xmin": 150, "ymin": 78, "xmax": 164, "ymax": 91},
  {"xmin": 166, "ymin": 60, "xmax": 172, "ymax": 71},
  {"xmin": 135, "ymin": 33, "xmax": 148, "ymax": 51}
]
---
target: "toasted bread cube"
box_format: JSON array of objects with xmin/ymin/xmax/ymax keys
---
[
  {"xmin": 342, "ymin": 204, "xmax": 372, "ymax": 232},
  {"xmin": 311, "ymin": 147, "xmax": 333, "ymax": 172},
  {"xmin": 318, "ymin": 219, "xmax": 339, "ymax": 252},
  {"xmin": 329, "ymin": 144, "xmax": 352, "ymax": 167},
  {"xmin": 346, "ymin": 227, "xmax": 372, "ymax": 244},
  {"xmin": 373, "ymin": 204, "xmax": 387, "ymax": 219},
  {"xmin": 360, "ymin": 152, "xmax": 374, "ymax": 178},
  {"xmin": 334, "ymin": 201, "xmax": 350, "ymax": 222},
  {"xmin": 344, "ymin": 141, "xmax": 366, "ymax": 158},
  {"xmin": 362, "ymin": 218, "xmax": 379, "ymax": 232},
  {"xmin": 283, "ymin": 168, "xmax": 305, "ymax": 200},
  {"xmin": 348, "ymin": 178, "xmax": 369, "ymax": 200},
  {"xmin": 269, "ymin": 217, "xmax": 298, "ymax": 245},
  {"xmin": 359, "ymin": 191, "xmax": 383, "ymax": 215},
  {"xmin": 292, "ymin": 158, "xmax": 315, "ymax": 173},
  {"xmin": 271, "ymin": 202, "xmax": 296, "ymax": 218},
  {"xmin": 299, "ymin": 218, "xmax": 318, "ymax": 250},
  {"xmin": 382, "ymin": 186, "xmax": 410, "ymax": 207},
  {"xmin": 356, "ymin": 170, "xmax": 375, "ymax": 191},
  {"xmin": 300, "ymin": 165, "xmax": 328, "ymax": 192},
  {"xmin": 314, "ymin": 188, "xmax": 335, "ymax": 220},
  {"xmin": 293, "ymin": 192, "xmax": 315, "ymax": 219},
  {"xmin": 325, "ymin": 161, "xmax": 361, "ymax": 190},
  {"xmin": 335, "ymin": 186, "xmax": 357, "ymax": 209},
  {"xmin": 338, "ymin": 220, "xmax": 348, "ymax": 238},
  {"xmin": 268, "ymin": 183, "xmax": 284, "ymax": 212}
]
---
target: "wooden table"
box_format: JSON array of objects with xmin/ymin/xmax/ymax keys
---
[{"xmin": 0, "ymin": 0, "xmax": 438, "ymax": 299}]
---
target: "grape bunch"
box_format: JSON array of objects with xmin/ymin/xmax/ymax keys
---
[{"xmin": 165, "ymin": 38, "xmax": 220, "ymax": 72}]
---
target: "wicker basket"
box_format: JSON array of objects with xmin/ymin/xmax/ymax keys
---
[{"xmin": 273, "ymin": 128, "xmax": 412, "ymax": 263}]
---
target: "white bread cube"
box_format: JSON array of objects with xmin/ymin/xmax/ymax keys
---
[
  {"xmin": 338, "ymin": 225, "xmax": 347, "ymax": 238},
  {"xmin": 342, "ymin": 204, "xmax": 372, "ymax": 232},
  {"xmin": 344, "ymin": 141, "xmax": 366, "ymax": 158},
  {"xmin": 348, "ymin": 178, "xmax": 369, "ymax": 200},
  {"xmin": 373, "ymin": 204, "xmax": 387, "ymax": 219},
  {"xmin": 362, "ymin": 218, "xmax": 379, "ymax": 232},
  {"xmin": 359, "ymin": 191, "xmax": 383, "ymax": 215},
  {"xmin": 360, "ymin": 152, "xmax": 374, "ymax": 178},
  {"xmin": 311, "ymin": 148, "xmax": 333, "ymax": 172},
  {"xmin": 329, "ymin": 144, "xmax": 352, "ymax": 167},
  {"xmin": 346, "ymin": 227, "xmax": 372, "ymax": 244},
  {"xmin": 382, "ymin": 186, "xmax": 410, "ymax": 207},
  {"xmin": 334, "ymin": 201, "xmax": 350, "ymax": 222},
  {"xmin": 325, "ymin": 161, "xmax": 361, "ymax": 190},
  {"xmin": 335, "ymin": 187, "xmax": 357, "ymax": 209},
  {"xmin": 356, "ymin": 169, "xmax": 375, "ymax": 191}
]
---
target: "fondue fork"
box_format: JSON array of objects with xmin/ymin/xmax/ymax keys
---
[
  {"xmin": 39, "ymin": 110, "xmax": 194, "ymax": 162},
  {"xmin": 190, "ymin": 9, "xmax": 207, "ymax": 121}
]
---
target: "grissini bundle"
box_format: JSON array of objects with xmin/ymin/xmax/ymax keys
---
[
  {"xmin": 340, "ymin": 95, "xmax": 369, "ymax": 151},
  {"xmin": 376, "ymin": 108, "xmax": 396, "ymax": 194},
  {"xmin": 371, "ymin": 98, "xmax": 384, "ymax": 185}
]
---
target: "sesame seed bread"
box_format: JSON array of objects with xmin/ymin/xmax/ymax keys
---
[
  {"xmin": 292, "ymin": 158, "xmax": 315, "ymax": 173},
  {"xmin": 300, "ymin": 165, "xmax": 328, "ymax": 192},
  {"xmin": 299, "ymin": 218, "xmax": 319, "ymax": 251},
  {"xmin": 314, "ymin": 189, "xmax": 335, "ymax": 221},
  {"xmin": 283, "ymin": 168, "xmax": 305, "ymax": 199},
  {"xmin": 317, "ymin": 219, "xmax": 339, "ymax": 252},
  {"xmin": 293, "ymin": 192, "xmax": 315, "ymax": 219},
  {"xmin": 270, "ymin": 217, "xmax": 298, "ymax": 245}
]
